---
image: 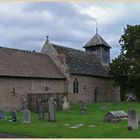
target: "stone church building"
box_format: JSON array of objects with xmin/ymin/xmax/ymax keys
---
[{"xmin": 0, "ymin": 32, "xmax": 120, "ymax": 111}]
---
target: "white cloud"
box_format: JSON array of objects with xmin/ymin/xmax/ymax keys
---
[{"xmin": 0, "ymin": 2, "xmax": 140, "ymax": 60}]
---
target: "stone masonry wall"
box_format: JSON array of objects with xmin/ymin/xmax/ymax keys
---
[
  {"xmin": 68, "ymin": 74, "xmax": 120, "ymax": 103},
  {"xmin": 42, "ymin": 42, "xmax": 120, "ymax": 103},
  {"xmin": 0, "ymin": 77, "xmax": 66, "ymax": 111}
]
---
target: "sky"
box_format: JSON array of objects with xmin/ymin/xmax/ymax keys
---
[{"xmin": 0, "ymin": 2, "xmax": 140, "ymax": 60}]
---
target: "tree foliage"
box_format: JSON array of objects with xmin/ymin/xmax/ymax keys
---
[{"xmin": 109, "ymin": 25, "xmax": 140, "ymax": 100}]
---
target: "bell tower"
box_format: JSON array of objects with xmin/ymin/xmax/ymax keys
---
[{"xmin": 83, "ymin": 31, "xmax": 111, "ymax": 66}]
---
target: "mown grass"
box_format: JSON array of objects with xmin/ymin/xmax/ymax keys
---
[{"xmin": 0, "ymin": 102, "xmax": 140, "ymax": 138}]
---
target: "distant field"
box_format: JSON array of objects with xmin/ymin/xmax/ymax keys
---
[{"xmin": 0, "ymin": 102, "xmax": 140, "ymax": 138}]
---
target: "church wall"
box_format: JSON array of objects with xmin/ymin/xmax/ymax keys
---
[
  {"xmin": 42, "ymin": 42, "xmax": 120, "ymax": 104},
  {"xmin": 41, "ymin": 42, "xmax": 70, "ymax": 79},
  {"xmin": 0, "ymin": 77, "xmax": 66, "ymax": 111},
  {"xmin": 68, "ymin": 74, "xmax": 120, "ymax": 103}
]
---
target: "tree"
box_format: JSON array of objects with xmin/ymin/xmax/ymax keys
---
[{"xmin": 109, "ymin": 25, "xmax": 140, "ymax": 100}]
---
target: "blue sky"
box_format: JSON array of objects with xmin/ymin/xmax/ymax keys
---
[{"xmin": 0, "ymin": 2, "xmax": 140, "ymax": 59}]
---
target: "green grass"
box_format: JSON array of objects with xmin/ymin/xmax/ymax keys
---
[{"xmin": 0, "ymin": 102, "xmax": 140, "ymax": 138}]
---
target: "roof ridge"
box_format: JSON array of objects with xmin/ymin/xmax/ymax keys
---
[
  {"xmin": 51, "ymin": 43, "xmax": 98, "ymax": 55},
  {"xmin": 51, "ymin": 43, "xmax": 82, "ymax": 52},
  {"xmin": 0, "ymin": 46, "xmax": 46, "ymax": 56},
  {"xmin": 96, "ymin": 33, "xmax": 102, "ymax": 44}
]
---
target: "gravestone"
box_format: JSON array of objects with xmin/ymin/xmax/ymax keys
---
[
  {"xmin": 38, "ymin": 101, "xmax": 45, "ymax": 120},
  {"xmin": 128, "ymin": 109, "xmax": 138, "ymax": 130},
  {"xmin": 35, "ymin": 98, "xmax": 41, "ymax": 114},
  {"xmin": 79, "ymin": 100, "xmax": 87, "ymax": 114},
  {"xmin": 0, "ymin": 110, "xmax": 5, "ymax": 120},
  {"xmin": 62, "ymin": 96, "xmax": 70, "ymax": 112},
  {"xmin": 21, "ymin": 96, "xmax": 27, "ymax": 110},
  {"xmin": 11, "ymin": 111, "xmax": 17, "ymax": 122},
  {"xmin": 103, "ymin": 111, "xmax": 128, "ymax": 123},
  {"xmin": 48, "ymin": 97, "xmax": 56, "ymax": 122},
  {"xmin": 63, "ymin": 123, "xmax": 71, "ymax": 127},
  {"xmin": 88, "ymin": 124, "xmax": 97, "ymax": 128},
  {"xmin": 23, "ymin": 109, "xmax": 31, "ymax": 123}
]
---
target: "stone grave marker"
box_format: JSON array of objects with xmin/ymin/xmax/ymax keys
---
[
  {"xmin": 128, "ymin": 109, "xmax": 138, "ymax": 130},
  {"xmin": 35, "ymin": 98, "xmax": 41, "ymax": 114},
  {"xmin": 70, "ymin": 126, "xmax": 79, "ymax": 129},
  {"xmin": 23, "ymin": 109, "xmax": 31, "ymax": 123},
  {"xmin": 63, "ymin": 123, "xmax": 71, "ymax": 127},
  {"xmin": 38, "ymin": 101, "xmax": 45, "ymax": 120},
  {"xmin": 79, "ymin": 100, "xmax": 87, "ymax": 114},
  {"xmin": 11, "ymin": 111, "xmax": 17, "ymax": 122},
  {"xmin": 48, "ymin": 97, "xmax": 56, "ymax": 122},
  {"xmin": 88, "ymin": 124, "xmax": 97, "ymax": 128},
  {"xmin": 62, "ymin": 96, "xmax": 70, "ymax": 112},
  {"xmin": 0, "ymin": 110, "xmax": 5, "ymax": 120},
  {"xmin": 103, "ymin": 110, "xmax": 128, "ymax": 123},
  {"xmin": 75, "ymin": 123, "xmax": 84, "ymax": 127}
]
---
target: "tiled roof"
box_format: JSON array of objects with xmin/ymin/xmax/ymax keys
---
[
  {"xmin": 83, "ymin": 33, "xmax": 111, "ymax": 48},
  {"xmin": 0, "ymin": 47, "xmax": 65, "ymax": 79},
  {"xmin": 51, "ymin": 44, "xmax": 109, "ymax": 77}
]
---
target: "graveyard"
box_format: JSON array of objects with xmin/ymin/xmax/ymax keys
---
[{"xmin": 0, "ymin": 102, "xmax": 140, "ymax": 138}]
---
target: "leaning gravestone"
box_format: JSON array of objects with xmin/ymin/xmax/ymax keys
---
[
  {"xmin": 48, "ymin": 97, "xmax": 56, "ymax": 122},
  {"xmin": 62, "ymin": 96, "xmax": 70, "ymax": 112},
  {"xmin": 79, "ymin": 100, "xmax": 87, "ymax": 114},
  {"xmin": 11, "ymin": 111, "xmax": 17, "ymax": 122},
  {"xmin": 0, "ymin": 110, "xmax": 5, "ymax": 120},
  {"xmin": 128, "ymin": 109, "xmax": 138, "ymax": 130},
  {"xmin": 23, "ymin": 109, "xmax": 31, "ymax": 123}
]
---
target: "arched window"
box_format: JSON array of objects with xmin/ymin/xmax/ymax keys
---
[
  {"xmin": 94, "ymin": 87, "xmax": 98, "ymax": 102},
  {"xmin": 73, "ymin": 78, "xmax": 78, "ymax": 94}
]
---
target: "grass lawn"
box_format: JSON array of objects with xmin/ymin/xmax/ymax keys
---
[{"xmin": 0, "ymin": 102, "xmax": 140, "ymax": 138}]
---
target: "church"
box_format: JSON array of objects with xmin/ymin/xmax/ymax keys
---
[{"xmin": 0, "ymin": 32, "xmax": 120, "ymax": 111}]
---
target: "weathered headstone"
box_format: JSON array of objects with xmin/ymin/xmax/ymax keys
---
[
  {"xmin": 128, "ymin": 109, "xmax": 138, "ymax": 130},
  {"xmin": 48, "ymin": 97, "xmax": 56, "ymax": 122},
  {"xmin": 0, "ymin": 110, "xmax": 5, "ymax": 120},
  {"xmin": 62, "ymin": 96, "xmax": 70, "ymax": 112},
  {"xmin": 103, "ymin": 111, "xmax": 128, "ymax": 123},
  {"xmin": 79, "ymin": 100, "xmax": 87, "ymax": 114},
  {"xmin": 23, "ymin": 109, "xmax": 31, "ymax": 123},
  {"xmin": 38, "ymin": 101, "xmax": 45, "ymax": 120},
  {"xmin": 11, "ymin": 111, "xmax": 17, "ymax": 122}
]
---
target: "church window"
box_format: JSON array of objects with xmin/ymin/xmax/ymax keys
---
[
  {"xmin": 94, "ymin": 87, "xmax": 99, "ymax": 102},
  {"xmin": 73, "ymin": 78, "xmax": 78, "ymax": 94}
]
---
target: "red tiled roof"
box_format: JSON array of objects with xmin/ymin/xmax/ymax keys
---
[{"xmin": 0, "ymin": 47, "xmax": 65, "ymax": 79}]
